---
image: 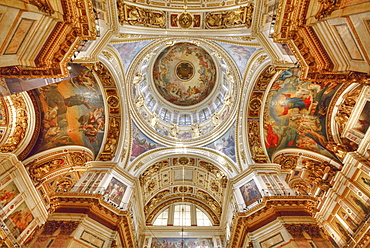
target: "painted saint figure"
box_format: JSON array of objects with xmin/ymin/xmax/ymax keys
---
[{"xmin": 278, "ymin": 93, "xmax": 312, "ymax": 117}]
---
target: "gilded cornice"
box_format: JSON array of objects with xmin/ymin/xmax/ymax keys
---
[
  {"xmin": 228, "ymin": 196, "xmax": 318, "ymax": 247},
  {"xmin": 0, "ymin": 0, "xmax": 97, "ymax": 78},
  {"xmin": 116, "ymin": 2, "xmax": 254, "ymax": 30},
  {"xmin": 25, "ymin": 151, "xmax": 92, "ymax": 185},
  {"xmin": 49, "ymin": 193, "xmax": 137, "ymax": 248},
  {"xmin": 0, "ymin": 93, "xmax": 31, "ymax": 156},
  {"xmin": 274, "ymin": 0, "xmax": 370, "ymax": 82}
]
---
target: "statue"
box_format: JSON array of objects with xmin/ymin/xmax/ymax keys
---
[
  {"xmin": 212, "ymin": 113, "xmax": 221, "ymax": 127},
  {"xmin": 149, "ymin": 114, "xmax": 158, "ymax": 128},
  {"xmin": 223, "ymin": 92, "xmax": 232, "ymax": 106},
  {"xmin": 191, "ymin": 123, "xmax": 201, "ymax": 137},
  {"xmin": 136, "ymin": 94, "xmax": 145, "ymax": 108},
  {"xmin": 133, "ymin": 72, "xmax": 143, "ymax": 85},
  {"xmin": 170, "ymin": 124, "xmax": 179, "ymax": 138}
]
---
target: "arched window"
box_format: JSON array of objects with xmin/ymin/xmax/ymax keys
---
[
  {"xmin": 199, "ymin": 108, "xmax": 210, "ymax": 122},
  {"xmin": 173, "ymin": 204, "xmax": 191, "ymax": 226},
  {"xmin": 152, "ymin": 203, "xmax": 212, "ymax": 226},
  {"xmin": 214, "ymin": 94, "xmax": 223, "ymax": 111},
  {"xmin": 179, "ymin": 114, "xmax": 192, "ymax": 126},
  {"xmin": 146, "ymin": 95, "xmax": 156, "ymax": 110},
  {"xmin": 196, "ymin": 208, "xmax": 212, "ymax": 226},
  {"xmin": 159, "ymin": 108, "xmax": 172, "ymax": 123},
  {"xmin": 153, "ymin": 208, "xmax": 169, "ymax": 226}
]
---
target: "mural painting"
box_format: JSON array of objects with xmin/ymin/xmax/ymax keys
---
[
  {"xmin": 104, "ymin": 177, "xmax": 127, "ymax": 206},
  {"xmin": 353, "ymin": 101, "xmax": 370, "ymax": 134},
  {"xmin": 153, "ymin": 42, "xmax": 217, "ymax": 106},
  {"xmin": 240, "ymin": 179, "xmax": 262, "ymax": 206},
  {"xmin": 131, "ymin": 122, "xmax": 164, "ymax": 161},
  {"xmin": 29, "ymin": 70, "xmax": 105, "ymax": 157},
  {"xmin": 215, "ymin": 42, "xmax": 258, "ymax": 74},
  {"xmin": 113, "ymin": 40, "xmax": 154, "ymax": 71},
  {"xmin": 263, "ymin": 67, "xmax": 341, "ymax": 160},
  {"xmin": 0, "ymin": 181, "xmax": 20, "ymax": 207},
  {"xmin": 6, "ymin": 201, "xmax": 34, "ymax": 237},
  {"xmin": 151, "ymin": 238, "xmax": 213, "ymax": 248},
  {"xmin": 205, "ymin": 124, "xmax": 235, "ymax": 162}
]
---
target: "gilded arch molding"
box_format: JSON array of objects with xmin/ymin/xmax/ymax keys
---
[
  {"xmin": 145, "ymin": 195, "xmax": 221, "ymax": 225},
  {"xmin": 128, "ymin": 147, "xmax": 239, "ymax": 176}
]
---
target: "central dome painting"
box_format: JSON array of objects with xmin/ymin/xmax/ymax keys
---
[{"xmin": 153, "ymin": 42, "xmax": 217, "ymax": 106}]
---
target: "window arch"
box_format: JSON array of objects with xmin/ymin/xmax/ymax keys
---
[
  {"xmin": 159, "ymin": 108, "xmax": 172, "ymax": 123},
  {"xmin": 146, "ymin": 95, "xmax": 156, "ymax": 110},
  {"xmin": 152, "ymin": 203, "xmax": 212, "ymax": 226},
  {"xmin": 199, "ymin": 108, "xmax": 211, "ymax": 122},
  {"xmin": 214, "ymin": 94, "xmax": 223, "ymax": 111},
  {"xmin": 179, "ymin": 114, "xmax": 192, "ymax": 126}
]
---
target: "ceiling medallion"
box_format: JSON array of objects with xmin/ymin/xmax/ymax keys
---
[{"xmin": 178, "ymin": 11, "xmax": 193, "ymax": 29}]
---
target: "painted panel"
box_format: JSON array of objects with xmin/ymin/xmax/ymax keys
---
[
  {"xmin": 4, "ymin": 18, "xmax": 35, "ymax": 55},
  {"xmin": 205, "ymin": 124, "xmax": 236, "ymax": 162},
  {"xmin": 337, "ymin": 207, "xmax": 359, "ymax": 232},
  {"xmin": 104, "ymin": 177, "xmax": 127, "ymax": 206},
  {"xmin": 151, "ymin": 238, "xmax": 213, "ymax": 248},
  {"xmin": 80, "ymin": 230, "xmax": 105, "ymax": 248},
  {"xmin": 330, "ymin": 217, "xmax": 351, "ymax": 243},
  {"xmin": 259, "ymin": 233, "xmax": 284, "ymax": 248},
  {"xmin": 113, "ymin": 40, "xmax": 153, "ymax": 71},
  {"xmin": 215, "ymin": 42, "xmax": 258, "ymax": 74},
  {"xmin": 353, "ymin": 101, "xmax": 370, "ymax": 134},
  {"xmin": 6, "ymin": 201, "xmax": 34, "ymax": 237},
  {"xmin": 29, "ymin": 70, "xmax": 105, "ymax": 157},
  {"xmin": 264, "ymin": 67, "xmax": 341, "ymax": 160},
  {"xmin": 356, "ymin": 171, "xmax": 370, "ymax": 193},
  {"xmin": 334, "ymin": 24, "xmax": 364, "ymax": 61},
  {"xmin": 240, "ymin": 179, "xmax": 262, "ymax": 206},
  {"xmin": 131, "ymin": 122, "xmax": 163, "ymax": 161},
  {"xmin": 0, "ymin": 181, "xmax": 20, "ymax": 208},
  {"xmin": 346, "ymin": 190, "xmax": 370, "ymax": 216}
]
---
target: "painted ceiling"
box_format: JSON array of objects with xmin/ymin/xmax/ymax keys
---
[{"xmin": 153, "ymin": 42, "xmax": 217, "ymax": 106}]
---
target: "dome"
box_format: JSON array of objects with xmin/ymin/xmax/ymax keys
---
[
  {"xmin": 126, "ymin": 39, "xmax": 240, "ymax": 145},
  {"xmin": 153, "ymin": 42, "xmax": 217, "ymax": 106}
]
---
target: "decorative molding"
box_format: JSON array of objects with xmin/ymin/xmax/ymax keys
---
[
  {"xmin": 92, "ymin": 62, "xmax": 122, "ymax": 161},
  {"xmin": 285, "ymin": 223, "xmax": 323, "ymax": 239},
  {"xmin": 247, "ymin": 65, "xmax": 276, "ymax": 163},
  {"xmin": 228, "ymin": 196, "xmax": 318, "ymax": 247},
  {"xmin": 0, "ymin": 0, "xmax": 97, "ymax": 78}
]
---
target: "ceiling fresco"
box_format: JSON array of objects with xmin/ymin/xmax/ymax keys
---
[
  {"xmin": 215, "ymin": 42, "xmax": 259, "ymax": 75},
  {"xmin": 28, "ymin": 71, "xmax": 105, "ymax": 157},
  {"xmin": 153, "ymin": 42, "xmax": 217, "ymax": 106},
  {"xmin": 113, "ymin": 40, "xmax": 154, "ymax": 72},
  {"xmin": 131, "ymin": 122, "xmax": 164, "ymax": 161},
  {"xmin": 263, "ymin": 67, "xmax": 342, "ymax": 161},
  {"xmin": 204, "ymin": 123, "xmax": 236, "ymax": 162}
]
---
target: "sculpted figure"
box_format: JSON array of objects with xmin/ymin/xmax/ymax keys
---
[
  {"xmin": 136, "ymin": 94, "xmax": 145, "ymax": 108},
  {"xmin": 170, "ymin": 124, "xmax": 179, "ymax": 138},
  {"xmin": 191, "ymin": 123, "xmax": 201, "ymax": 137}
]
